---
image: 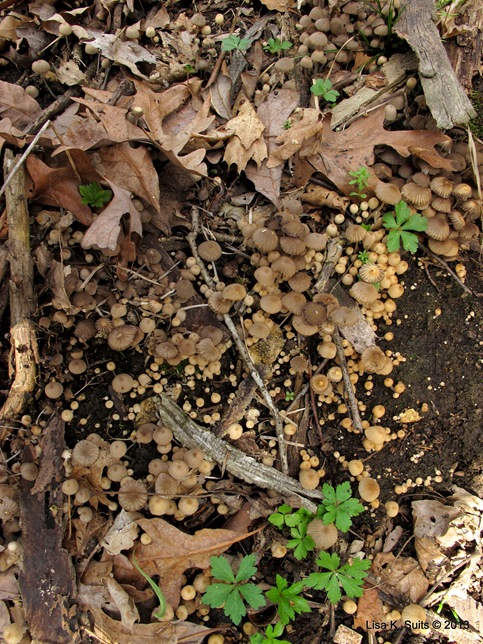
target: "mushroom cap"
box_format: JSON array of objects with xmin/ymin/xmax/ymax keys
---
[
  {"xmin": 271, "ymin": 256, "xmax": 297, "ymax": 279},
  {"xmin": 311, "ymin": 374, "xmax": 330, "ymax": 394},
  {"xmin": 375, "ymin": 182, "xmax": 401, "ymax": 205},
  {"xmin": 183, "ymin": 448, "xmax": 205, "ymax": 468},
  {"xmin": 248, "ymin": 322, "xmax": 271, "ymax": 339},
  {"xmin": 198, "ymin": 240, "xmax": 222, "ymax": 261},
  {"xmin": 365, "ymin": 425, "xmax": 387, "ymax": 445},
  {"xmin": 431, "ymin": 196, "xmax": 453, "ymax": 214},
  {"xmin": 317, "ymin": 342, "xmax": 336, "ymax": 359},
  {"xmin": 175, "ymin": 280, "xmax": 196, "ymax": 302},
  {"xmin": 153, "ymin": 426, "xmax": 173, "ymax": 445},
  {"xmin": 107, "ymin": 462, "xmax": 128, "ymax": 482},
  {"xmin": 349, "ymin": 281, "xmax": 379, "ymax": 305},
  {"xmin": 154, "ymin": 341, "xmax": 179, "ymax": 360},
  {"xmin": 108, "ymin": 325, "xmax": 139, "ymax": 351},
  {"xmin": 452, "ymin": 183, "xmax": 472, "ymax": 201},
  {"xmin": 274, "ymin": 57, "xmax": 295, "ymax": 73},
  {"xmin": 207, "ymin": 292, "xmax": 232, "ymax": 314},
  {"xmin": 279, "ymin": 236, "xmax": 306, "ymax": 256},
  {"xmin": 290, "ymin": 355, "xmax": 308, "ymax": 373},
  {"xmin": 111, "ymin": 373, "xmax": 134, "ymax": 393},
  {"xmin": 426, "ymin": 215, "xmax": 450, "ymax": 240},
  {"xmin": 401, "ymin": 182, "xmax": 432, "ymax": 208},
  {"xmin": 457, "ymin": 222, "xmax": 479, "ymax": 240},
  {"xmin": 329, "ymin": 306, "xmax": 359, "ymax": 327},
  {"xmin": 428, "ymin": 238, "xmax": 459, "ymax": 257},
  {"xmin": 167, "ymin": 460, "xmax": 190, "ymax": 481},
  {"xmin": 72, "ymin": 291, "xmax": 97, "ymax": 311},
  {"xmin": 95, "ymin": 318, "xmax": 114, "ymax": 334},
  {"xmin": 260, "ymin": 294, "xmax": 283, "ymax": 314},
  {"xmin": 254, "ymin": 266, "xmax": 276, "ymax": 287},
  {"xmin": 307, "ymin": 519, "xmax": 338, "ymax": 549},
  {"xmin": 359, "ymin": 263, "xmax": 385, "ymax": 283},
  {"xmin": 45, "ymin": 380, "xmax": 64, "ymax": 399},
  {"xmin": 411, "ymin": 171, "xmax": 431, "ymax": 188},
  {"xmin": 304, "ymin": 232, "xmax": 327, "ymax": 250},
  {"xmin": 155, "ymin": 472, "xmax": 180, "ymax": 496},
  {"xmin": 313, "ymin": 292, "xmax": 339, "ymax": 312},
  {"xmin": 282, "ymin": 220, "xmax": 307, "ymax": 238},
  {"xmin": 430, "ymin": 176, "xmax": 454, "ymax": 198},
  {"xmin": 252, "ymin": 227, "xmax": 279, "ymax": 253},
  {"xmin": 358, "ymin": 477, "xmax": 380, "ymax": 501},
  {"xmin": 74, "ymin": 319, "xmax": 97, "ymax": 341},
  {"xmin": 401, "ymin": 604, "xmax": 426, "ymax": 624},
  {"xmin": 196, "ymin": 337, "xmax": 222, "ymax": 362},
  {"xmin": 72, "ymin": 439, "xmax": 100, "ymax": 466},
  {"xmin": 110, "ymin": 303, "xmax": 127, "ymax": 318},
  {"xmin": 199, "ymin": 325, "xmax": 224, "ymax": 344},
  {"xmin": 135, "ymin": 423, "xmax": 156, "ymax": 444},
  {"xmin": 292, "ymin": 315, "xmax": 319, "ymax": 336},
  {"xmin": 178, "ymin": 497, "xmax": 200, "ymax": 516},
  {"xmin": 448, "ymin": 210, "xmax": 465, "ymax": 231},
  {"xmin": 68, "ymin": 358, "xmax": 87, "ymax": 375},
  {"xmin": 282, "ymin": 291, "xmax": 306, "ymax": 315},
  {"xmin": 299, "ymin": 468, "xmax": 320, "ymax": 490},
  {"xmin": 345, "ymin": 224, "xmax": 367, "ymax": 243},
  {"xmin": 461, "ymin": 199, "xmax": 482, "ymax": 221},
  {"xmin": 288, "ymin": 271, "xmax": 311, "ymax": 293},
  {"xmin": 222, "ymin": 283, "xmax": 247, "ymax": 302},
  {"xmin": 302, "ymin": 302, "xmax": 327, "ymax": 326},
  {"xmin": 360, "ymin": 346, "xmax": 387, "ymax": 373},
  {"xmin": 118, "ymin": 477, "xmax": 148, "ymax": 511}
]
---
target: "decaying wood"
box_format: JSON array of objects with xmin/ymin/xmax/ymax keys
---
[
  {"xmin": 0, "ymin": 151, "xmax": 38, "ymax": 437},
  {"xmin": 330, "ymin": 52, "xmax": 418, "ymax": 129},
  {"xmin": 18, "ymin": 414, "xmax": 80, "ymax": 643},
  {"xmin": 444, "ymin": 0, "xmax": 483, "ymax": 91},
  {"xmin": 154, "ymin": 393, "xmax": 323, "ymax": 513},
  {"xmin": 394, "ymin": 0, "xmax": 476, "ymax": 128}
]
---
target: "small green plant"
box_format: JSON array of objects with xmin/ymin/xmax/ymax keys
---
[
  {"xmin": 310, "ymin": 78, "xmax": 339, "ymax": 104},
  {"xmin": 348, "ymin": 166, "xmax": 370, "ymax": 199},
  {"xmin": 263, "ymin": 38, "xmax": 293, "ymax": 54},
  {"xmin": 250, "ymin": 622, "xmax": 291, "ymax": 644},
  {"xmin": 283, "ymin": 118, "xmax": 293, "ymax": 130},
  {"xmin": 382, "ymin": 199, "xmax": 428, "ymax": 253},
  {"xmin": 131, "ymin": 551, "xmax": 166, "ymax": 620},
  {"xmin": 305, "ymin": 552, "xmax": 371, "ymax": 604},
  {"xmin": 285, "ymin": 390, "xmax": 295, "ymax": 402},
  {"xmin": 358, "ymin": 249, "xmax": 370, "ymax": 264},
  {"xmin": 184, "ymin": 63, "xmax": 195, "ymax": 75},
  {"xmin": 265, "ymin": 575, "xmax": 311, "ymax": 625},
  {"xmin": 202, "ymin": 554, "xmax": 266, "ymax": 625},
  {"xmin": 315, "ymin": 482, "xmax": 365, "ymax": 532},
  {"xmin": 221, "ymin": 34, "xmax": 250, "ymax": 52},
  {"xmin": 269, "ymin": 506, "xmax": 315, "ymax": 559},
  {"xmin": 79, "ymin": 182, "xmax": 112, "ymax": 208},
  {"xmin": 286, "ymin": 520, "xmax": 315, "ymax": 561}
]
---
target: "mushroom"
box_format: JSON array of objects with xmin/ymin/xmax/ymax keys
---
[
  {"xmin": 304, "ymin": 232, "xmax": 327, "ymax": 250},
  {"xmin": 359, "ymin": 263, "xmax": 385, "ymax": 283},
  {"xmin": 207, "ymin": 292, "xmax": 232, "ymax": 314},
  {"xmin": 251, "ymin": 228, "xmax": 279, "ymax": 253},
  {"xmin": 254, "ymin": 266, "xmax": 276, "ymax": 287},
  {"xmin": 198, "ymin": 240, "xmax": 222, "ymax": 261},
  {"xmin": 167, "ymin": 460, "xmax": 190, "ymax": 481},
  {"xmin": 222, "ymin": 283, "xmax": 247, "ymax": 302},
  {"xmin": 74, "ymin": 319, "xmax": 97, "ymax": 341},
  {"xmin": 292, "ymin": 315, "xmax": 319, "ymax": 336},
  {"xmin": 302, "ymin": 302, "xmax": 327, "ymax": 326},
  {"xmin": 375, "ymin": 182, "xmax": 402, "ymax": 205},
  {"xmin": 108, "ymin": 325, "xmax": 140, "ymax": 351},
  {"xmin": 282, "ymin": 292, "xmax": 306, "ymax": 315},
  {"xmin": 288, "ymin": 272, "xmax": 311, "ymax": 293},
  {"xmin": 311, "ymin": 374, "xmax": 330, "ymax": 394},
  {"xmin": 45, "ymin": 380, "xmax": 64, "ymax": 399},
  {"xmin": 430, "ymin": 176, "xmax": 454, "ymax": 198},
  {"xmin": 299, "ymin": 468, "xmax": 320, "ymax": 490},
  {"xmin": 72, "ymin": 440, "xmax": 100, "ymax": 466},
  {"xmin": 401, "ymin": 183, "xmax": 432, "ymax": 209},
  {"xmin": 260, "ymin": 294, "xmax": 283, "ymax": 314},
  {"xmin": 271, "ymin": 256, "xmax": 297, "ymax": 279},
  {"xmin": 68, "ymin": 358, "xmax": 87, "ymax": 375},
  {"xmin": 279, "ymin": 236, "xmax": 306, "ymax": 256},
  {"xmin": 345, "ymin": 224, "xmax": 367, "ymax": 243},
  {"xmin": 330, "ymin": 306, "xmax": 359, "ymax": 328},
  {"xmin": 358, "ymin": 477, "xmax": 380, "ymax": 502},
  {"xmin": 349, "ymin": 282, "xmax": 379, "ymax": 306},
  {"xmin": 360, "ymin": 346, "xmax": 387, "ymax": 373},
  {"xmin": 111, "ymin": 373, "xmax": 134, "ymax": 394},
  {"xmin": 307, "ymin": 519, "xmax": 338, "ymax": 549},
  {"xmin": 118, "ymin": 477, "xmax": 148, "ymax": 511},
  {"xmin": 452, "ymin": 183, "xmax": 472, "ymax": 201},
  {"xmin": 155, "ymin": 473, "xmax": 180, "ymax": 496}
]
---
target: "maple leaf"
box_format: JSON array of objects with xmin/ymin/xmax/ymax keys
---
[
  {"xmin": 81, "ymin": 180, "xmax": 143, "ymax": 252},
  {"xmin": 304, "ymin": 106, "xmax": 454, "ymax": 196},
  {"xmin": 134, "ymin": 517, "xmax": 252, "ymax": 608},
  {"xmin": 224, "ymin": 100, "xmax": 266, "ymax": 149}
]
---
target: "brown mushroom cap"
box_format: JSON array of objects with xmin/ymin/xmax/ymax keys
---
[
  {"xmin": 307, "ymin": 519, "xmax": 338, "ymax": 549},
  {"xmin": 198, "ymin": 240, "xmax": 222, "ymax": 261},
  {"xmin": 68, "ymin": 358, "xmax": 87, "ymax": 375},
  {"xmin": 358, "ymin": 477, "xmax": 380, "ymax": 502},
  {"xmin": 360, "ymin": 346, "xmax": 387, "ymax": 373},
  {"xmin": 111, "ymin": 373, "xmax": 134, "ymax": 393},
  {"xmin": 426, "ymin": 215, "xmax": 450, "ymax": 240},
  {"xmin": 252, "ymin": 227, "xmax": 279, "ymax": 253},
  {"xmin": 72, "ymin": 439, "xmax": 100, "ymax": 466},
  {"xmin": 330, "ymin": 306, "xmax": 359, "ymax": 327},
  {"xmin": 452, "ymin": 183, "xmax": 472, "ymax": 201},
  {"xmin": 302, "ymin": 302, "xmax": 327, "ymax": 326},
  {"xmin": 304, "ymin": 232, "xmax": 327, "ymax": 250},
  {"xmin": 288, "ymin": 271, "xmax": 312, "ymax": 293},
  {"xmin": 196, "ymin": 337, "xmax": 222, "ymax": 362},
  {"xmin": 199, "ymin": 325, "xmax": 224, "ymax": 344},
  {"xmin": 254, "ymin": 266, "xmax": 276, "ymax": 287},
  {"xmin": 290, "ymin": 355, "xmax": 308, "ymax": 373},
  {"xmin": 118, "ymin": 477, "xmax": 148, "ymax": 511},
  {"xmin": 292, "ymin": 315, "xmax": 319, "ymax": 336},
  {"xmin": 401, "ymin": 182, "xmax": 432, "ymax": 208},
  {"xmin": 154, "ymin": 341, "xmax": 179, "ymax": 360},
  {"xmin": 167, "ymin": 460, "xmax": 190, "ymax": 481},
  {"xmin": 248, "ymin": 321, "xmax": 271, "ymax": 339},
  {"xmin": 299, "ymin": 468, "xmax": 320, "ymax": 490},
  {"xmin": 431, "ymin": 196, "xmax": 452, "ymax": 214},
  {"xmin": 207, "ymin": 292, "xmax": 232, "ymax": 314},
  {"xmin": 345, "ymin": 224, "xmax": 367, "ymax": 243},
  {"xmin": 430, "ymin": 176, "xmax": 454, "ymax": 198},
  {"xmin": 260, "ymin": 294, "xmax": 283, "ymax": 314},
  {"xmin": 349, "ymin": 281, "xmax": 379, "ymax": 305},
  {"xmin": 461, "ymin": 199, "xmax": 482, "ymax": 221},
  {"xmin": 45, "ymin": 380, "xmax": 64, "ymax": 399},
  {"xmin": 375, "ymin": 182, "xmax": 401, "ymax": 205},
  {"xmin": 74, "ymin": 319, "xmax": 97, "ymax": 341},
  {"xmin": 108, "ymin": 325, "xmax": 140, "ymax": 351},
  {"xmin": 311, "ymin": 374, "xmax": 330, "ymax": 394},
  {"xmin": 222, "ymin": 283, "xmax": 247, "ymax": 302},
  {"xmin": 282, "ymin": 292, "xmax": 306, "ymax": 315},
  {"xmin": 279, "ymin": 236, "xmax": 307, "ymax": 256},
  {"xmin": 271, "ymin": 256, "xmax": 297, "ymax": 279},
  {"xmin": 359, "ymin": 263, "xmax": 385, "ymax": 283}
]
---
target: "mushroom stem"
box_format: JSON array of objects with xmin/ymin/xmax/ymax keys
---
[
  {"xmin": 188, "ymin": 207, "xmax": 290, "ymax": 474},
  {"xmin": 154, "ymin": 393, "xmax": 321, "ymax": 512}
]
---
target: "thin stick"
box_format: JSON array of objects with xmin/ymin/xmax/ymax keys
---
[
  {"xmin": 421, "ymin": 244, "xmax": 478, "ymax": 297},
  {"xmin": 313, "ymin": 238, "xmax": 343, "ymax": 294},
  {"xmin": 187, "ymin": 208, "xmax": 289, "ymax": 474},
  {"xmin": 0, "ymin": 120, "xmax": 51, "ymax": 200},
  {"xmin": 333, "ymin": 329, "xmax": 363, "ymax": 434}
]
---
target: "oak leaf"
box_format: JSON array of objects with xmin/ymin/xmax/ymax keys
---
[
  {"xmin": 134, "ymin": 518, "xmax": 251, "ymax": 608},
  {"xmin": 267, "ymin": 108, "xmax": 324, "ymax": 168}
]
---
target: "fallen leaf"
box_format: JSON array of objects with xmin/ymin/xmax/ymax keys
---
[
  {"xmin": 135, "ymin": 518, "xmax": 250, "ymax": 607},
  {"xmin": 302, "ymin": 184, "xmax": 349, "ymax": 210},
  {"xmin": 72, "ymin": 28, "xmax": 156, "ymax": 78},
  {"xmin": 414, "ymin": 536, "xmax": 450, "ymax": 581},
  {"xmin": 371, "ymin": 552, "xmax": 429, "ymax": 603},
  {"xmin": 102, "ymin": 510, "xmax": 141, "ymax": 556},
  {"xmin": 106, "ymin": 577, "xmax": 139, "ymax": 630},
  {"xmin": 260, "ymin": 0, "xmax": 294, "ymax": 9},
  {"xmin": 245, "ymin": 89, "xmax": 299, "ymax": 205},
  {"xmin": 267, "ymin": 108, "xmax": 324, "ymax": 167},
  {"xmin": 353, "ymin": 586, "xmax": 386, "ymax": 631},
  {"xmin": 225, "ymin": 100, "xmax": 266, "ymax": 150},
  {"xmin": 46, "ymin": 261, "xmax": 80, "ymax": 313},
  {"xmin": 81, "ymin": 180, "xmax": 143, "ymax": 251},
  {"xmin": 305, "ymin": 106, "xmax": 453, "ymax": 195},
  {"xmin": 0, "ymin": 80, "xmax": 41, "ymax": 129},
  {"xmin": 55, "ymin": 59, "xmax": 86, "ymax": 86},
  {"xmin": 412, "ymin": 499, "xmax": 461, "ymax": 539}
]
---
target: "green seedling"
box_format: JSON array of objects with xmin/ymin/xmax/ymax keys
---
[
  {"xmin": 358, "ymin": 249, "xmax": 370, "ymax": 264},
  {"xmin": 79, "ymin": 182, "xmax": 112, "ymax": 208},
  {"xmin": 202, "ymin": 554, "xmax": 266, "ymax": 625},
  {"xmin": 348, "ymin": 166, "xmax": 370, "ymax": 199},
  {"xmin": 283, "ymin": 118, "xmax": 293, "ymax": 130},
  {"xmin": 382, "ymin": 199, "xmax": 428, "ymax": 253},
  {"xmin": 263, "ymin": 38, "xmax": 293, "ymax": 54},
  {"xmin": 284, "ymin": 390, "xmax": 295, "ymax": 402},
  {"xmin": 315, "ymin": 482, "xmax": 365, "ymax": 533},
  {"xmin": 265, "ymin": 575, "xmax": 311, "ymax": 625},
  {"xmin": 250, "ymin": 622, "xmax": 291, "ymax": 644},
  {"xmin": 310, "ymin": 78, "xmax": 339, "ymax": 104},
  {"xmin": 286, "ymin": 521, "xmax": 315, "ymax": 561},
  {"xmin": 221, "ymin": 34, "xmax": 250, "ymax": 52},
  {"xmin": 305, "ymin": 552, "xmax": 371, "ymax": 604},
  {"xmin": 131, "ymin": 551, "xmax": 166, "ymax": 620}
]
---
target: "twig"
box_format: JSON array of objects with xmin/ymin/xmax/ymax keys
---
[
  {"xmin": 313, "ymin": 238, "xmax": 343, "ymax": 294},
  {"xmin": 333, "ymin": 329, "xmax": 363, "ymax": 434},
  {"xmin": 187, "ymin": 207, "xmax": 289, "ymax": 474},
  {"xmin": 154, "ymin": 393, "xmax": 322, "ymax": 512},
  {"xmin": 307, "ymin": 358, "xmax": 324, "ymax": 446},
  {"xmin": 421, "ymin": 244, "xmax": 478, "ymax": 296},
  {"xmin": 0, "ymin": 120, "xmax": 51, "ymax": 200}
]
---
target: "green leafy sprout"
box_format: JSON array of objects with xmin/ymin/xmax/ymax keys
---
[
  {"xmin": 221, "ymin": 34, "xmax": 250, "ymax": 52},
  {"xmin": 269, "ymin": 505, "xmax": 315, "ymax": 560},
  {"xmin": 305, "ymin": 552, "xmax": 371, "ymax": 604},
  {"xmin": 283, "ymin": 118, "xmax": 293, "ymax": 130},
  {"xmin": 348, "ymin": 166, "xmax": 370, "ymax": 199},
  {"xmin": 382, "ymin": 199, "xmax": 428, "ymax": 253},
  {"xmin": 79, "ymin": 182, "xmax": 112, "ymax": 208},
  {"xmin": 263, "ymin": 38, "xmax": 293, "ymax": 54},
  {"xmin": 131, "ymin": 551, "xmax": 166, "ymax": 620},
  {"xmin": 250, "ymin": 622, "xmax": 291, "ymax": 644},
  {"xmin": 358, "ymin": 249, "xmax": 370, "ymax": 264},
  {"xmin": 265, "ymin": 575, "xmax": 311, "ymax": 626},
  {"xmin": 310, "ymin": 78, "xmax": 339, "ymax": 104},
  {"xmin": 285, "ymin": 390, "xmax": 295, "ymax": 402},
  {"xmin": 202, "ymin": 554, "xmax": 266, "ymax": 625},
  {"xmin": 315, "ymin": 482, "xmax": 365, "ymax": 533}
]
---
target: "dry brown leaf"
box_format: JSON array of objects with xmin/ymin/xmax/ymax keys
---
[
  {"xmin": 0, "ymin": 570, "xmax": 20, "ymax": 602},
  {"xmin": 135, "ymin": 518, "xmax": 250, "ymax": 608},
  {"xmin": 371, "ymin": 552, "xmax": 429, "ymax": 603},
  {"xmin": 71, "ymin": 28, "xmax": 156, "ymax": 78},
  {"xmin": 267, "ymin": 108, "xmax": 324, "ymax": 167},
  {"xmin": 0, "ymin": 80, "xmax": 41, "ymax": 129},
  {"xmin": 81, "ymin": 180, "xmax": 143, "ymax": 251},
  {"xmin": 106, "ymin": 577, "xmax": 139, "ymax": 630},
  {"xmin": 353, "ymin": 586, "xmax": 386, "ymax": 632},
  {"xmin": 412, "ymin": 499, "xmax": 461, "ymax": 539},
  {"xmin": 414, "ymin": 536, "xmax": 450, "ymax": 582},
  {"xmin": 305, "ymin": 106, "xmax": 453, "ymax": 195},
  {"xmin": 85, "ymin": 605, "xmax": 211, "ymax": 644},
  {"xmin": 101, "ymin": 510, "xmax": 141, "ymax": 556},
  {"xmin": 55, "ymin": 59, "xmax": 86, "ymax": 86},
  {"xmin": 302, "ymin": 184, "xmax": 349, "ymax": 210},
  {"xmin": 224, "ymin": 100, "xmax": 266, "ymax": 150},
  {"xmin": 224, "ymin": 136, "xmax": 267, "ymax": 173},
  {"xmin": 46, "ymin": 261, "xmax": 80, "ymax": 313},
  {"xmin": 260, "ymin": 0, "xmax": 294, "ymax": 9},
  {"xmin": 209, "ymin": 70, "xmax": 232, "ymax": 120},
  {"xmin": 96, "ymin": 143, "xmax": 162, "ymax": 218},
  {"xmin": 245, "ymin": 89, "xmax": 299, "ymax": 205}
]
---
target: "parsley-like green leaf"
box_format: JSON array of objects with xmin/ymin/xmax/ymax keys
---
[
  {"xmin": 305, "ymin": 553, "xmax": 370, "ymax": 604},
  {"xmin": 210, "ymin": 555, "xmax": 236, "ymax": 583},
  {"xmin": 317, "ymin": 482, "xmax": 364, "ymax": 533},
  {"xmin": 239, "ymin": 583, "xmax": 266, "ymax": 609},
  {"xmin": 265, "ymin": 575, "xmax": 311, "ymax": 625},
  {"xmin": 79, "ymin": 182, "xmax": 112, "ymax": 208},
  {"xmin": 402, "ymin": 211, "xmax": 428, "ymax": 231},
  {"xmin": 203, "ymin": 582, "xmax": 235, "ymax": 607},
  {"xmin": 386, "ymin": 230, "xmax": 403, "ymax": 252},
  {"xmin": 382, "ymin": 212, "xmax": 399, "ymax": 229},
  {"xmin": 224, "ymin": 587, "xmax": 247, "ymax": 625},
  {"xmin": 400, "ymin": 230, "xmax": 419, "ymax": 253},
  {"xmin": 236, "ymin": 553, "xmax": 257, "ymax": 582},
  {"xmin": 221, "ymin": 34, "xmax": 250, "ymax": 52}
]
